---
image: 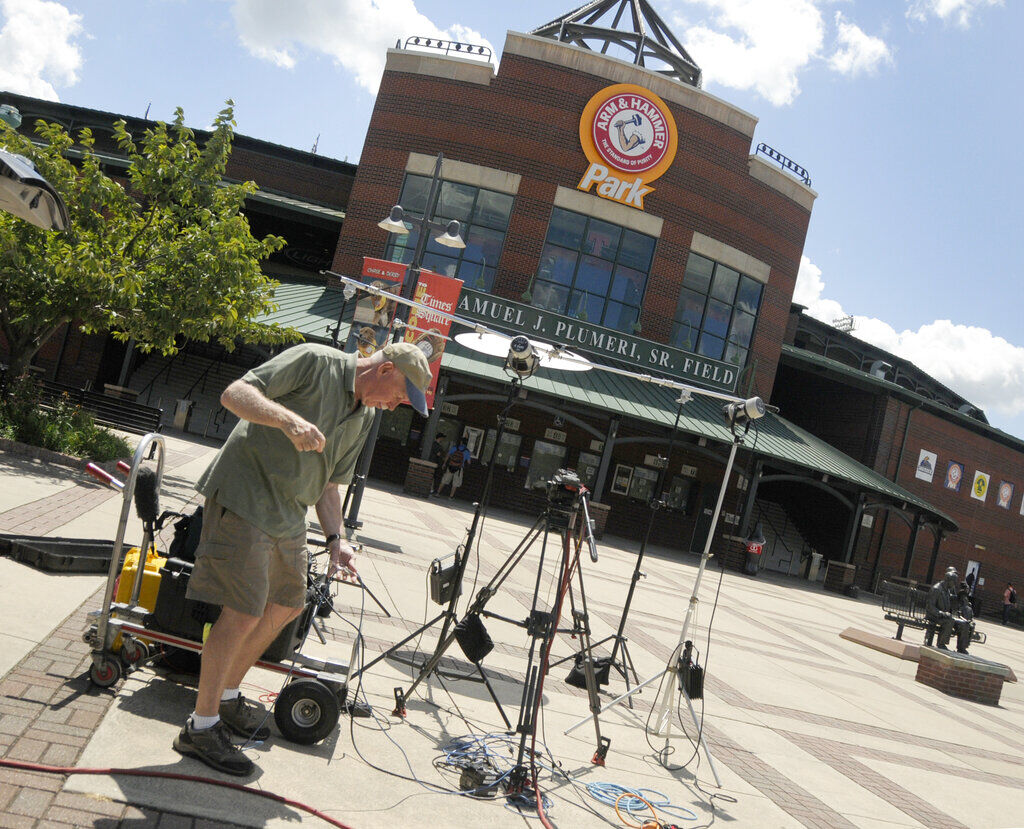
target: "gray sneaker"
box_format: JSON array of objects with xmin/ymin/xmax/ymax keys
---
[
  {"xmin": 219, "ymin": 695, "xmax": 271, "ymax": 741},
  {"xmin": 173, "ymin": 720, "xmax": 254, "ymax": 776}
]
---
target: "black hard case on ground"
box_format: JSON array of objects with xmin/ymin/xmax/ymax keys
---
[{"xmin": 148, "ymin": 557, "xmax": 316, "ymax": 662}]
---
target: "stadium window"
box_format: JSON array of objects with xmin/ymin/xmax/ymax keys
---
[
  {"xmin": 670, "ymin": 253, "xmax": 763, "ymax": 368},
  {"xmin": 529, "ymin": 207, "xmax": 655, "ymax": 333},
  {"xmin": 384, "ymin": 174, "xmax": 514, "ymax": 292}
]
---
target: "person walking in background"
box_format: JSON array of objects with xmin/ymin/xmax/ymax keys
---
[
  {"xmin": 438, "ymin": 439, "xmax": 471, "ymax": 499},
  {"xmin": 1004, "ymin": 582, "xmax": 1017, "ymax": 625},
  {"xmin": 428, "ymin": 434, "xmax": 446, "ymax": 494}
]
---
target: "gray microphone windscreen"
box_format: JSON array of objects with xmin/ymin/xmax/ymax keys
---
[{"xmin": 133, "ymin": 466, "xmax": 160, "ymax": 523}]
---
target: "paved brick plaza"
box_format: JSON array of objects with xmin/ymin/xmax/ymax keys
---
[{"xmin": 1, "ymin": 432, "xmax": 1022, "ymax": 828}]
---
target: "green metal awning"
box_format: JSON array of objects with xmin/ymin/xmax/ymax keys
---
[
  {"xmin": 259, "ymin": 278, "xmax": 347, "ymax": 339},
  {"xmin": 442, "ymin": 336, "xmax": 956, "ymax": 529},
  {"xmin": 261, "ymin": 279, "xmax": 955, "ymax": 529}
]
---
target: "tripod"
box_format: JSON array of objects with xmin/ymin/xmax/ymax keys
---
[
  {"xmin": 553, "ymin": 392, "xmax": 690, "ymax": 703},
  {"xmin": 401, "ymin": 474, "xmax": 608, "ymax": 797},
  {"xmin": 352, "ymin": 375, "xmax": 522, "ymax": 728}
]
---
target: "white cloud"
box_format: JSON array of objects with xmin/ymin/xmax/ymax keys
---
[
  {"xmin": 828, "ymin": 12, "xmax": 893, "ymax": 76},
  {"xmin": 672, "ymin": 1, "xmax": 891, "ymax": 106},
  {"xmin": 794, "ymin": 255, "xmax": 1024, "ymax": 427},
  {"xmin": 906, "ymin": 0, "xmax": 1003, "ymax": 28},
  {"xmin": 677, "ymin": 0, "xmax": 825, "ymax": 106},
  {"xmin": 231, "ymin": 0, "xmax": 494, "ymax": 94},
  {"xmin": 0, "ymin": 0, "xmax": 82, "ymax": 100}
]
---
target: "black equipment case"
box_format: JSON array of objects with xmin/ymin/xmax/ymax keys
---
[{"xmin": 148, "ymin": 557, "xmax": 317, "ymax": 663}]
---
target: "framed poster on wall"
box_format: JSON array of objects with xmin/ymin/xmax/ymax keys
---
[
  {"xmin": 576, "ymin": 451, "xmax": 601, "ymax": 489},
  {"xmin": 610, "ymin": 463, "xmax": 633, "ymax": 496},
  {"xmin": 525, "ymin": 440, "xmax": 567, "ymax": 490},
  {"xmin": 628, "ymin": 466, "xmax": 659, "ymax": 502},
  {"xmin": 462, "ymin": 426, "xmax": 484, "ymax": 459}
]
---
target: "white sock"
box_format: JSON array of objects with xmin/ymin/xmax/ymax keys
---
[
  {"xmin": 190, "ymin": 712, "xmax": 220, "ymax": 731},
  {"xmin": 221, "ymin": 688, "xmax": 240, "ymax": 702}
]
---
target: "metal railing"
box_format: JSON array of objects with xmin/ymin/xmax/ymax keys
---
[
  {"xmin": 755, "ymin": 143, "xmax": 811, "ymax": 186},
  {"xmin": 402, "ymin": 36, "xmax": 492, "ymax": 61},
  {"xmin": 34, "ymin": 378, "xmax": 163, "ymax": 435},
  {"xmin": 754, "ymin": 501, "xmax": 809, "ymax": 576}
]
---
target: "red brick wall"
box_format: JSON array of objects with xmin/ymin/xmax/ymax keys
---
[
  {"xmin": 333, "ymin": 48, "xmax": 812, "ymax": 402},
  {"xmin": 915, "ymin": 653, "xmax": 1005, "ymax": 705}
]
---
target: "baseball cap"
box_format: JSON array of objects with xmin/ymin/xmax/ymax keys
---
[{"xmin": 382, "ymin": 341, "xmax": 431, "ymax": 417}]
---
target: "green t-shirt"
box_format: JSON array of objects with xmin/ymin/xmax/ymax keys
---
[{"xmin": 196, "ymin": 343, "xmax": 374, "ymax": 537}]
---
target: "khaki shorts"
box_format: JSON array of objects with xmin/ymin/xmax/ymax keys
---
[
  {"xmin": 440, "ymin": 467, "xmax": 464, "ymax": 488},
  {"xmin": 186, "ymin": 495, "xmax": 307, "ymax": 617}
]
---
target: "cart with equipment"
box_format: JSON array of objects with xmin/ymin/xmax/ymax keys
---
[{"xmin": 81, "ymin": 432, "xmax": 354, "ymax": 744}]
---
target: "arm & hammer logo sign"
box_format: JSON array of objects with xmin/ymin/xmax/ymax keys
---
[{"xmin": 578, "ymin": 84, "xmax": 678, "ymax": 210}]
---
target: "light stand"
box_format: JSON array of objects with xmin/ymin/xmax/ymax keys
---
[
  {"xmin": 343, "ymin": 152, "xmax": 465, "ymax": 529},
  {"xmin": 565, "ymin": 397, "xmax": 766, "ymax": 787},
  {"xmin": 554, "ymin": 389, "xmax": 692, "ymax": 699},
  {"xmin": 352, "ymin": 337, "xmax": 546, "ymax": 727}
]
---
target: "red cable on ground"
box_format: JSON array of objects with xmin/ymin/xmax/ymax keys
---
[{"xmin": 0, "ymin": 757, "xmax": 355, "ymax": 829}]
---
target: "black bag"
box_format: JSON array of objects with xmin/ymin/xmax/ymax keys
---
[
  {"xmin": 1011, "ymin": 588, "xmax": 1017, "ymax": 604},
  {"xmin": 565, "ymin": 653, "xmax": 612, "ymax": 688},
  {"xmin": 454, "ymin": 613, "xmax": 493, "ymax": 663},
  {"xmin": 167, "ymin": 506, "xmax": 203, "ymax": 563}
]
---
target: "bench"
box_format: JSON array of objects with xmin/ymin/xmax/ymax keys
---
[{"xmin": 880, "ymin": 581, "xmax": 986, "ymax": 646}]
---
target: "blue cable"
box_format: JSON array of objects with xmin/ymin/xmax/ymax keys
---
[{"xmin": 586, "ymin": 782, "xmax": 698, "ymax": 822}]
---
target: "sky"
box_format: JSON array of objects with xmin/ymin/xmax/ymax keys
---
[{"xmin": 2, "ymin": 0, "xmax": 1022, "ymax": 438}]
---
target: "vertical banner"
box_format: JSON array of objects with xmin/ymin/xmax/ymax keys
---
[
  {"xmin": 915, "ymin": 449, "xmax": 936, "ymax": 483},
  {"xmin": 944, "ymin": 461, "xmax": 964, "ymax": 492},
  {"xmin": 997, "ymin": 480, "xmax": 1014, "ymax": 509},
  {"xmin": 971, "ymin": 470, "xmax": 989, "ymax": 502},
  {"xmin": 348, "ymin": 258, "xmax": 407, "ymax": 356},
  {"xmin": 405, "ymin": 269, "xmax": 463, "ymax": 409}
]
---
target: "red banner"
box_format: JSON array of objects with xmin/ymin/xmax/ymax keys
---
[
  {"xmin": 404, "ymin": 270, "xmax": 464, "ymax": 409},
  {"xmin": 353, "ymin": 257, "xmax": 464, "ymax": 412},
  {"xmin": 348, "ymin": 258, "xmax": 406, "ymax": 357}
]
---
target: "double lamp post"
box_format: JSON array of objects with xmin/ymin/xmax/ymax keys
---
[{"xmin": 342, "ymin": 153, "xmax": 465, "ymax": 528}]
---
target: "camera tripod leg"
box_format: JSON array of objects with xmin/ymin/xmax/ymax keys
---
[{"xmin": 474, "ymin": 661, "xmax": 511, "ymax": 729}]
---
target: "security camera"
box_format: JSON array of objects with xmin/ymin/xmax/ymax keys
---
[
  {"xmin": 723, "ymin": 397, "xmax": 766, "ymax": 426},
  {"xmin": 505, "ymin": 335, "xmax": 539, "ymax": 378}
]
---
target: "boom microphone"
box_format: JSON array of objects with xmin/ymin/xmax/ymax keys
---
[{"xmin": 133, "ymin": 465, "xmax": 160, "ymax": 524}]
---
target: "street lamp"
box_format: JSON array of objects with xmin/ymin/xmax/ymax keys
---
[{"xmin": 343, "ymin": 152, "xmax": 464, "ymax": 528}]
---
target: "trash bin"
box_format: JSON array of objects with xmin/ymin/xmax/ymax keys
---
[
  {"xmin": 807, "ymin": 551, "xmax": 823, "ymax": 581},
  {"xmin": 172, "ymin": 399, "xmax": 194, "ymax": 431}
]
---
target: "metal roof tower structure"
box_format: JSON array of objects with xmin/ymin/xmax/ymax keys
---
[{"xmin": 530, "ymin": 0, "xmax": 702, "ymax": 87}]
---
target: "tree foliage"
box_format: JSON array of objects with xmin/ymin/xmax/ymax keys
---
[{"xmin": 0, "ymin": 102, "xmax": 299, "ymax": 377}]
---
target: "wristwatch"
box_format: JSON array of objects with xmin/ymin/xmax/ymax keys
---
[{"xmin": 325, "ymin": 533, "xmax": 341, "ymax": 545}]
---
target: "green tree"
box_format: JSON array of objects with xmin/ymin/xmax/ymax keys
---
[{"xmin": 0, "ymin": 102, "xmax": 298, "ymax": 378}]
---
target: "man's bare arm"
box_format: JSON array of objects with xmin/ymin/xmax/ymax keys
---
[
  {"xmin": 315, "ymin": 483, "xmax": 358, "ymax": 578},
  {"xmin": 221, "ymin": 379, "xmax": 325, "ymax": 452}
]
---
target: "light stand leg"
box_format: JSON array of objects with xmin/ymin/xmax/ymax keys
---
[
  {"xmin": 682, "ymin": 687, "xmax": 723, "ymax": 787},
  {"xmin": 565, "ymin": 433, "xmax": 742, "ymax": 766}
]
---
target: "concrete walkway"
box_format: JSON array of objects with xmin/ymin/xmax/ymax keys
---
[{"xmin": 1, "ymin": 431, "xmax": 1022, "ymax": 828}]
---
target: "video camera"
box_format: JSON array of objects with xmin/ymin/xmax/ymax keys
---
[{"xmin": 543, "ymin": 468, "xmax": 584, "ymax": 511}]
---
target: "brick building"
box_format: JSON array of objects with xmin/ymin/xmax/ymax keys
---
[{"xmin": 3, "ymin": 4, "xmax": 1020, "ymax": 615}]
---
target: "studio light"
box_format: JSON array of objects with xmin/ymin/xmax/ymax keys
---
[
  {"xmin": 0, "ymin": 104, "xmax": 22, "ymax": 129},
  {"xmin": 505, "ymin": 335, "xmax": 540, "ymax": 378},
  {"xmin": 723, "ymin": 396, "xmax": 765, "ymax": 426},
  {"xmin": 0, "ymin": 148, "xmax": 70, "ymax": 231}
]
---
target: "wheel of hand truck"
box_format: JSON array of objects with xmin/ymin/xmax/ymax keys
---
[
  {"xmin": 89, "ymin": 655, "xmax": 123, "ymax": 688},
  {"xmin": 120, "ymin": 638, "xmax": 150, "ymax": 668},
  {"xmin": 274, "ymin": 678, "xmax": 340, "ymax": 745}
]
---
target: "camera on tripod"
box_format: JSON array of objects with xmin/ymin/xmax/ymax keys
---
[{"xmin": 543, "ymin": 468, "xmax": 583, "ymax": 509}]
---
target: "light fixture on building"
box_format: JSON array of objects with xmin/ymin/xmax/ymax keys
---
[{"xmin": 378, "ymin": 206, "xmax": 466, "ymax": 249}]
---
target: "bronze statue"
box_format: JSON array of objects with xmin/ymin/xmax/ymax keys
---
[{"xmin": 926, "ymin": 567, "xmax": 972, "ymax": 653}]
